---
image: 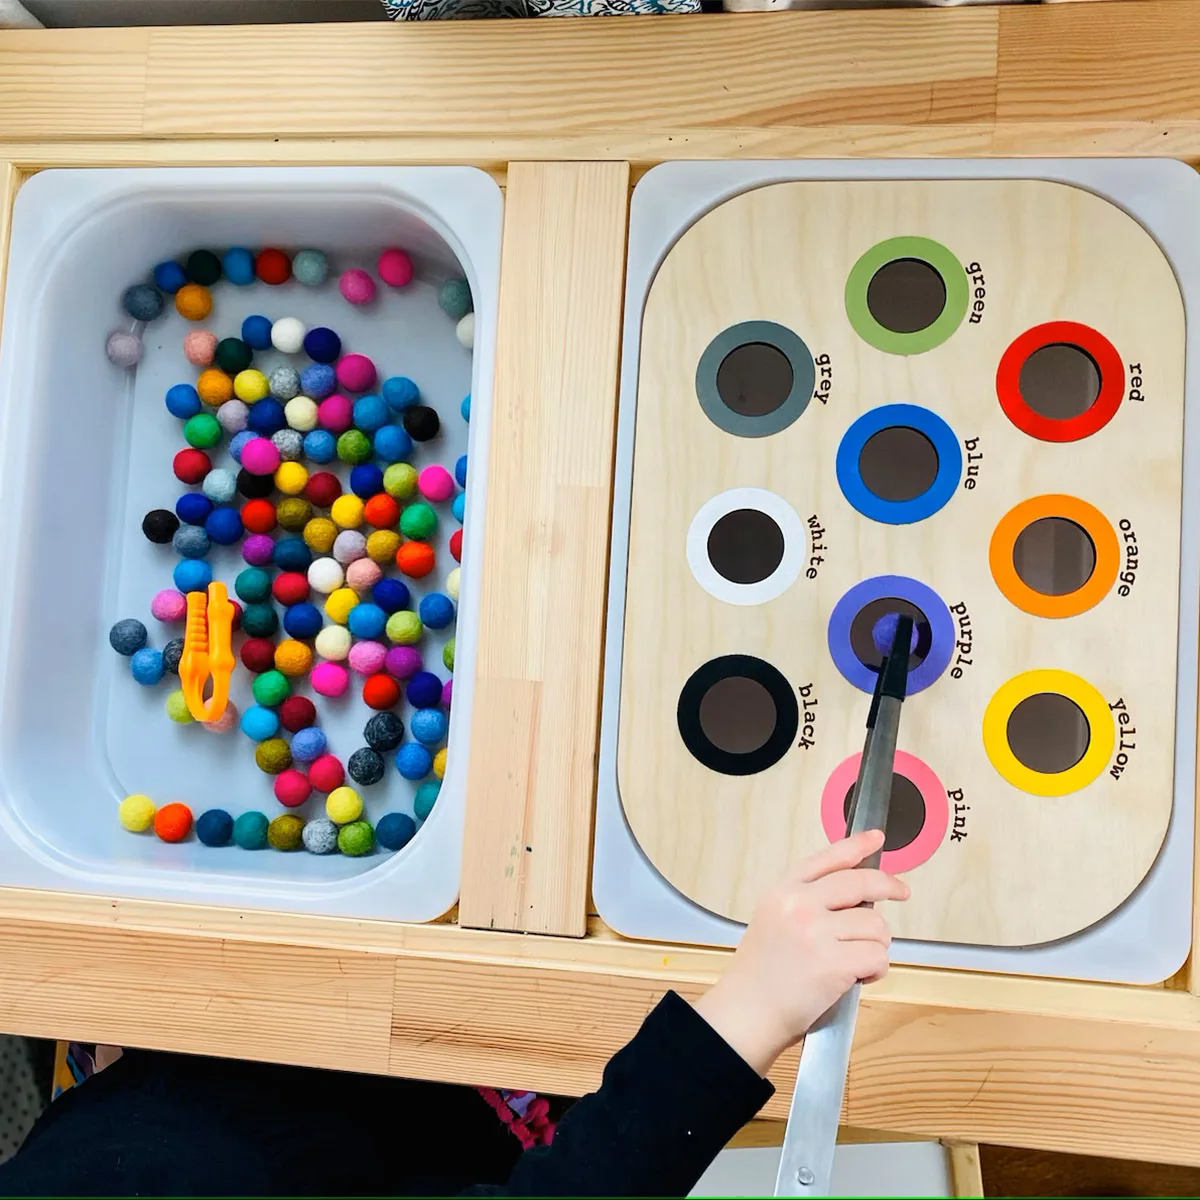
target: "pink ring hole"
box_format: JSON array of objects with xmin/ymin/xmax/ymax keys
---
[{"xmin": 819, "ymin": 750, "xmax": 948, "ymax": 873}]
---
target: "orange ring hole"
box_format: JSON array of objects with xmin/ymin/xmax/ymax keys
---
[{"xmin": 989, "ymin": 495, "xmax": 1120, "ymax": 618}]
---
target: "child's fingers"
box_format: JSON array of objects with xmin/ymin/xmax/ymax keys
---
[
  {"xmin": 792, "ymin": 830, "xmax": 886, "ymax": 882},
  {"xmin": 814, "ymin": 866, "xmax": 909, "ymax": 910},
  {"xmin": 831, "ymin": 906, "xmax": 892, "ymax": 947},
  {"xmin": 846, "ymin": 940, "xmax": 890, "ymax": 984}
]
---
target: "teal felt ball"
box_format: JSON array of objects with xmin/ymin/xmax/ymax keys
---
[
  {"xmin": 233, "ymin": 810, "xmax": 269, "ymax": 850},
  {"xmin": 438, "ymin": 278, "xmax": 472, "ymax": 321}
]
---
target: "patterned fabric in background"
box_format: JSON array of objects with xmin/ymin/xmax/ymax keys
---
[{"xmin": 383, "ymin": 0, "xmax": 697, "ymax": 20}]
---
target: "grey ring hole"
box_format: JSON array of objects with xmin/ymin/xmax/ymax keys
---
[
  {"xmin": 707, "ymin": 508, "xmax": 786, "ymax": 585},
  {"xmin": 715, "ymin": 343, "xmax": 793, "ymax": 418},
  {"xmin": 1012, "ymin": 517, "xmax": 1097, "ymax": 597},
  {"xmin": 843, "ymin": 773, "xmax": 926, "ymax": 852},
  {"xmin": 866, "ymin": 259, "xmax": 947, "ymax": 335},
  {"xmin": 1006, "ymin": 692, "xmax": 1090, "ymax": 774},
  {"xmin": 858, "ymin": 426, "xmax": 940, "ymax": 502},
  {"xmin": 1018, "ymin": 344, "xmax": 1101, "ymax": 421},
  {"xmin": 698, "ymin": 676, "xmax": 778, "ymax": 755}
]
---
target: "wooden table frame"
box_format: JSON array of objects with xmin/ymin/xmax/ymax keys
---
[{"xmin": 4, "ymin": 0, "xmax": 1200, "ymax": 1167}]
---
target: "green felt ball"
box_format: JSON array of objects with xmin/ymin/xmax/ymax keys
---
[
  {"xmin": 336, "ymin": 430, "xmax": 372, "ymax": 465},
  {"xmin": 165, "ymin": 688, "xmax": 194, "ymax": 724},
  {"xmin": 241, "ymin": 603, "xmax": 278, "ymax": 638},
  {"xmin": 252, "ymin": 669, "xmax": 291, "ymax": 707},
  {"xmin": 214, "ymin": 337, "xmax": 254, "ymax": 374},
  {"xmin": 186, "ymin": 249, "xmax": 223, "ymax": 286},
  {"xmin": 292, "ymin": 249, "xmax": 329, "ymax": 287},
  {"xmin": 383, "ymin": 463, "xmax": 417, "ymax": 500},
  {"xmin": 268, "ymin": 813, "xmax": 305, "ymax": 851},
  {"xmin": 442, "ymin": 637, "xmax": 455, "ymax": 672},
  {"xmin": 254, "ymin": 737, "xmax": 292, "ymax": 775},
  {"xmin": 235, "ymin": 567, "xmax": 273, "ymax": 604},
  {"xmin": 233, "ymin": 810, "xmax": 269, "ymax": 849},
  {"xmin": 399, "ymin": 502, "xmax": 437, "ymax": 540},
  {"xmin": 438, "ymin": 278, "xmax": 472, "ymax": 321},
  {"xmin": 184, "ymin": 412, "xmax": 222, "ymax": 449},
  {"xmin": 337, "ymin": 819, "xmax": 375, "ymax": 857}
]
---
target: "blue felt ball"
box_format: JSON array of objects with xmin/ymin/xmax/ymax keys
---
[
  {"xmin": 303, "ymin": 430, "xmax": 337, "ymax": 463},
  {"xmin": 452, "ymin": 492, "xmax": 466, "ymax": 523},
  {"xmin": 130, "ymin": 646, "xmax": 165, "ymax": 686},
  {"xmin": 303, "ymin": 327, "xmax": 341, "ymax": 364},
  {"xmin": 455, "ymin": 455, "xmax": 468, "ymax": 488},
  {"xmin": 109, "ymin": 618, "xmax": 148, "ymax": 656},
  {"xmin": 229, "ymin": 430, "xmax": 257, "ymax": 464},
  {"xmin": 173, "ymin": 525, "xmax": 211, "ymax": 559},
  {"xmin": 223, "ymin": 247, "xmax": 256, "ymax": 286},
  {"xmin": 205, "ymin": 505, "xmax": 244, "ymax": 545},
  {"xmin": 173, "ymin": 558, "xmax": 212, "ymax": 593},
  {"xmin": 418, "ymin": 592, "xmax": 455, "ymax": 630},
  {"xmin": 461, "ymin": 394, "xmax": 471, "ymax": 423},
  {"xmin": 247, "ymin": 398, "xmax": 286, "ymax": 436},
  {"xmin": 300, "ymin": 364, "xmax": 337, "ymax": 401},
  {"xmin": 377, "ymin": 812, "xmax": 417, "ymax": 851},
  {"xmin": 233, "ymin": 811, "xmax": 269, "ymax": 850},
  {"xmin": 350, "ymin": 464, "xmax": 384, "ymax": 499},
  {"xmin": 396, "ymin": 742, "xmax": 434, "ymax": 781},
  {"xmin": 175, "ymin": 493, "xmax": 213, "ymax": 526},
  {"xmin": 353, "ymin": 394, "xmax": 388, "ymax": 433},
  {"xmin": 383, "ymin": 376, "xmax": 420, "ymax": 412},
  {"xmin": 153, "ymin": 261, "xmax": 188, "ymax": 293},
  {"xmin": 290, "ymin": 726, "xmax": 327, "ymax": 763},
  {"xmin": 284, "ymin": 601, "xmax": 323, "ymax": 639},
  {"xmin": 373, "ymin": 578, "xmax": 410, "ymax": 614},
  {"xmin": 241, "ymin": 314, "xmax": 274, "ymax": 350},
  {"xmin": 241, "ymin": 705, "xmax": 281, "ymax": 741},
  {"xmin": 202, "ymin": 467, "xmax": 238, "ymax": 504},
  {"xmin": 414, "ymin": 779, "xmax": 441, "ymax": 821},
  {"xmin": 123, "ymin": 283, "xmax": 165, "ymax": 322},
  {"xmin": 274, "ymin": 536, "xmax": 312, "ymax": 573},
  {"xmin": 410, "ymin": 707, "xmax": 448, "ymax": 747},
  {"xmin": 373, "ymin": 425, "xmax": 412, "ymax": 464},
  {"xmin": 165, "ymin": 383, "xmax": 201, "ymax": 419},
  {"xmin": 196, "ymin": 808, "xmax": 234, "ymax": 846},
  {"xmin": 347, "ymin": 603, "xmax": 387, "ymax": 640},
  {"xmin": 407, "ymin": 671, "xmax": 442, "ymax": 709}
]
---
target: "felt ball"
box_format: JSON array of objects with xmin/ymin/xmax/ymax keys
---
[
  {"xmin": 359, "ymin": 490, "xmax": 395, "ymax": 526},
  {"xmin": 274, "ymin": 639, "xmax": 313, "ymax": 678},
  {"xmin": 275, "ymin": 697, "xmax": 315, "ymax": 736},
  {"xmin": 438, "ymin": 278, "xmax": 472, "ymax": 320},
  {"xmin": 173, "ymin": 524, "xmax": 210, "ymax": 559},
  {"xmin": 241, "ymin": 314, "xmax": 273, "ymax": 351},
  {"xmin": 184, "ymin": 330, "xmax": 218, "ymax": 367},
  {"xmin": 338, "ymin": 819, "xmax": 375, "ymax": 856},
  {"xmin": 456, "ymin": 312, "xmax": 474, "ymax": 350},
  {"xmin": 373, "ymin": 578, "xmax": 411, "ymax": 614},
  {"xmin": 275, "ymin": 461, "xmax": 309, "ymax": 497},
  {"xmin": 291, "ymin": 726, "xmax": 328, "ymax": 763},
  {"xmin": 274, "ymin": 535, "xmax": 312, "ymax": 572},
  {"xmin": 452, "ymin": 492, "xmax": 466, "ymax": 524},
  {"xmin": 301, "ymin": 363, "xmax": 337, "ymax": 401},
  {"xmin": 333, "ymin": 530, "xmax": 367, "ymax": 566},
  {"xmin": 215, "ymin": 337, "xmax": 253, "ymax": 374},
  {"xmin": 309, "ymin": 754, "xmax": 345, "ymax": 794},
  {"xmin": 274, "ymin": 771, "xmax": 312, "ymax": 810},
  {"xmin": 336, "ymin": 354, "xmax": 376, "ymax": 393},
  {"xmin": 109, "ymin": 618, "xmax": 148, "ymax": 656},
  {"xmin": 241, "ymin": 534, "xmax": 275, "ymax": 568},
  {"xmin": 305, "ymin": 472, "xmax": 342, "ymax": 508},
  {"xmin": 337, "ymin": 430, "xmax": 372, "ymax": 466},
  {"xmin": 292, "ymin": 248, "xmax": 328, "ymax": 287},
  {"xmin": 325, "ymin": 784, "xmax": 364, "ymax": 826},
  {"xmin": 235, "ymin": 567, "xmax": 273, "ymax": 603},
  {"xmin": 193, "ymin": 374, "xmax": 232, "ymax": 416},
  {"xmin": 373, "ymin": 425, "xmax": 413, "ymax": 465},
  {"xmin": 311, "ymin": 661, "xmax": 350, "ymax": 698},
  {"xmin": 165, "ymin": 383, "xmax": 201, "ymax": 420},
  {"xmin": 346, "ymin": 559, "xmax": 382, "ymax": 594},
  {"xmin": 196, "ymin": 808, "xmax": 233, "ymax": 847},
  {"xmin": 155, "ymin": 802, "xmax": 193, "ymax": 843},
  {"xmin": 241, "ymin": 704, "xmax": 280, "ymax": 741},
  {"xmin": 253, "ymin": 670, "xmax": 291, "ymax": 709},
  {"xmin": 223, "ymin": 246, "xmax": 256, "ymax": 285},
  {"xmin": 314, "ymin": 624, "xmax": 352, "ymax": 661},
  {"xmin": 411, "ymin": 707, "xmax": 448, "ymax": 746},
  {"xmin": 272, "ymin": 430, "xmax": 304, "ymax": 465},
  {"xmin": 350, "ymin": 464, "xmax": 384, "ymax": 500},
  {"xmin": 184, "ymin": 412, "xmax": 222, "ymax": 450},
  {"xmin": 165, "ymin": 688, "xmax": 194, "ymax": 723},
  {"xmin": 382, "ymin": 376, "xmax": 420, "ymax": 412},
  {"xmin": 330, "ymin": 495, "xmax": 364, "ymax": 530},
  {"xmin": 304, "ymin": 430, "xmax": 337, "ymax": 464},
  {"xmin": 411, "ymin": 780, "xmax": 440, "ymax": 824},
  {"xmin": 268, "ymin": 813, "xmax": 306, "ymax": 850},
  {"xmin": 303, "ymin": 327, "xmax": 342, "ymax": 364},
  {"xmin": 285, "ymin": 397, "xmax": 319, "ymax": 432},
  {"xmin": 240, "ymin": 437, "xmax": 280, "ymax": 476},
  {"xmin": 461, "ymin": 393, "xmax": 471, "ymax": 422},
  {"xmin": 386, "ymin": 610, "xmax": 423, "ymax": 645},
  {"xmin": 324, "ymin": 587, "xmax": 358, "ymax": 625},
  {"xmin": 205, "ymin": 506, "xmax": 243, "ymax": 546},
  {"xmin": 403, "ymin": 405, "xmax": 441, "ymax": 443},
  {"xmin": 408, "ymin": 671, "xmax": 443, "ymax": 709},
  {"xmin": 154, "ymin": 261, "xmax": 188, "ymax": 293},
  {"xmin": 419, "ymin": 592, "xmax": 455, "ymax": 630},
  {"xmin": 307, "ymin": 557, "xmax": 344, "ymax": 595},
  {"xmin": 442, "ymin": 638, "xmax": 455, "ymax": 672},
  {"xmin": 385, "ymin": 645, "xmax": 422, "ymax": 679},
  {"xmin": 301, "ymin": 515, "xmax": 336, "ymax": 556},
  {"xmin": 163, "ymin": 637, "xmax": 185, "ymax": 675},
  {"xmin": 365, "ymin": 531, "xmax": 401, "ymax": 567},
  {"xmin": 347, "ymin": 603, "xmax": 387, "ymax": 640},
  {"xmin": 229, "ymin": 429, "xmax": 257, "ymax": 462},
  {"xmin": 248, "ymin": 397, "xmax": 286, "ymax": 435},
  {"xmin": 377, "ymin": 248, "xmax": 414, "ymax": 288},
  {"xmin": 255, "ymin": 736, "xmax": 292, "ymax": 774},
  {"xmin": 377, "ymin": 812, "xmax": 416, "ymax": 852},
  {"xmin": 364, "ymin": 711, "xmax": 405, "ymax": 753},
  {"xmin": 237, "ymin": 469, "xmax": 275, "ymax": 501},
  {"xmin": 105, "ymin": 330, "xmax": 143, "ymax": 368},
  {"xmin": 348, "ymin": 639, "xmax": 387, "ymax": 676},
  {"xmin": 256, "ymin": 247, "xmax": 292, "ymax": 285},
  {"xmin": 241, "ymin": 602, "xmax": 278, "ymax": 637},
  {"xmin": 200, "ymin": 700, "xmax": 239, "ymax": 734},
  {"xmin": 271, "ymin": 317, "xmax": 306, "ymax": 355},
  {"xmin": 455, "ymin": 455, "xmax": 468, "ymax": 488},
  {"xmin": 353, "ymin": 394, "xmax": 388, "ymax": 434},
  {"xmin": 150, "ymin": 589, "xmax": 187, "ymax": 622},
  {"xmin": 230, "ymin": 602, "xmax": 245, "ymax": 633},
  {"xmin": 348, "ymin": 747, "xmax": 385, "ymax": 787},
  {"xmin": 449, "ymin": 528, "xmax": 463, "ymax": 562},
  {"xmin": 233, "ymin": 810, "xmax": 269, "ymax": 850},
  {"xmin": 318, "ymin": 393, "xmax": 354, "ymax": 433},
  {"xmin": 270, "ymin": 366, "xmax": 302, "ymax": 402},
  {"xmin": 446, "ymin": 567, "xmax": 460, "ymax": 602},
  {"xmin": 418, "ymin": 466, "xmax": 455, "ymax": 504},
  {"xmin": 871, "ymin": 611, "xmax": 921, "ymax": 656},
  {"xmin": 200, "ymin": 466, "xmax": 237, "ymax": 504},
  {"xmin": 240, "ymin": 638, "xmax": 277, "ymax": 675},
  {"xmin": 143, "ymin": 509, "xmax": 180, "ymax": 544},
  {"xmin": 276, "ymin": 497, "xmax": 312, "ymax": 532},
  {"xmin": 442, "ymin": 678, "xmax": 453, "ymax": 709},
  {"xmin": 119, "ymin": 793, "xmax": 156, "ymax": 833},
  {"xmin": 283, "ymin": 601, "xmax": 323, "ymax": 639},
  {"xmin": 130, "ymin": 647, "xmax": 165, "ymax": 686},
  {"xmin": 396, "ymin": 742, "xmax": 433, "ymax": 781},
  {"xmin": 175, "ymin": 283, "xmax": 213, "ymax": 321},
  {"xmin": 303, "ymin": 817, "xmax": 339, "ymax": 855},
  {"xmin": 363, "ymin": 673, "xmax": 401, "ymax": 711},
  {"xmin": 173, "ymin": 558, "xmax": 212, "ymax": 594},
  {"xmin": 234, "ymin": 369, "xmax": 270, "ymax": 404},
  {"xmin": 400, "ymin": 502, "xmax": 437, "ymax": 540},
  {"xmin": 185, "ymin": 250, "xmax": 222, "ymax": 286},
  {"xmin": 339, "ymin": 268, "xmax": 376, "ymax": 306}
]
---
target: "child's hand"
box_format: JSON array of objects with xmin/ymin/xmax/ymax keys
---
[{"xmin": 692, "ymin": 829, "xmax": 909, "ymax": 1075}]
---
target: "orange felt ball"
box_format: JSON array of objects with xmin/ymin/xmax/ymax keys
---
[
  {"xmin": 175, "ymin": 283, "xmax": 213, "ymax": 321},
  {"xmin": 363, "ymin": 493, "xmax": 400, "ymax": 528},
  {"xmin": 395, "ymin": 540, "xmax": 435, "ymax": 579},
  {"xmin": 362, "ymin": 673, "xmax": 402, "ymax": 710},
  {"xmin": 197, "ymin": 368, "xmax": 234, "ymax": 406},
  {"xmin": 154, "ymin": 801, "xmax": 194, "ymax": 843}
]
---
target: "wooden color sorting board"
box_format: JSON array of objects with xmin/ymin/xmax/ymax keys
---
[{"xmin": 617, "ymin": 178, "xmax": 1185, "ymax": 947}]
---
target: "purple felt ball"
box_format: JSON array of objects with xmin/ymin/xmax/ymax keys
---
[
  {"xmin": 385, "ymin": 645, "xmax": 422, "ymax": 680},
  {"xmin": 242, "ymin": 534, "xmax": 276, "ymax": 566},
  {"xmin": 442, "ymin": 678, "xmax": 453, "ymax": 709},
  {"xmin": 871, "ymin": 611, "xmax": 920, "ymax": 657}
]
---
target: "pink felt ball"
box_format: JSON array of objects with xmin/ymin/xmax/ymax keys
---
[
  {"xmin": 201, "ymin": 701, "xmax": 239, "ymax": 735},
  {"xmin": 317, "ymin": 393, "xmax": 354, "ymax": 433},
  {"xmin": 241, "ymin": 437, "xmax": 281, "ymax": 476},
  {"xmin": 274, "ymin": 768, "xmax": 312, "ymax": 808},
  {"xmin": 442, "ymin": 678, "xmax": 453, "ymax": 709},
  {"xmin": 385, "ymin": 645, "xmax": 422, "ymax": 680},
  {"xmin": 335, "ymin": 354, "xmax": 377, "ymax": 393},
  {"xmin": 418, "ymin": 465, "xmax": 456, "ymax": 504},
  {"xmin": 348, "ymin": 640, "xmax": 388, "ymax": 676},
  {"xmin": 311, "ymin": 661, "xmax": 350, "ymax": 698},
  {"xmin": 184, "ymin": 330, "xmax": 218, "ymax": 367},
  {"xmin": 150, "ymin": 588, "xmax": 188, "ymax": 622},
  {"xmin": 345, "ymin": 558, "xmax": 382, "ymax": 593},
  {"xmin": 242, "ymin": 533, "xmax": 276, "ymax": 566},
  {"xmin": 377, "ymin": 248, "xmax": 414, "ymax": 288},
  {"xmin": 339, "ymin": 268, "xmax": 377, "ymax": 306}
]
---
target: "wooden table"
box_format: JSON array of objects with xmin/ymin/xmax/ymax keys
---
[{"xmin": 3, "ymin": 0, "xmax": 1200, "ymax": 1168}]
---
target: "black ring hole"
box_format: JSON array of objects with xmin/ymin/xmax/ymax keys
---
[
  {"xmin": 707, "ymin": 509, "xmax": 786, "ymax": 586},
  {"xmin": 857, "ymin": 426, "xmax": 940, "ymax": 503},
  {"xmin": 849, "ymin": 597, "xmax": 932, "ymax": 673},
  {"xmin": 843, "ymin": 773, "xmax": 926, "ymax": 852},
  {"xmin": 1012, "ymin": 517, "xmax": 1097, "ymax": 597},
  {"xmin": 1018, "ymin": 344, "xmax": 1101, "ymax": 421},
  {"xmin": 715, "ymin": 342, "xmax": 794, "ymax": 418},
  {"xmin": 866, "ymin": 258, "xmax": 948, "ymax": 335},
  {"xmin": 1006, "ymin": 692, "xmax": 1090, "ymax": 775}
]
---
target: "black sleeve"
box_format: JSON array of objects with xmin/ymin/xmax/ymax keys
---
[{"xmin": 463, "ymin": 990, "xmax": 775, "ymax": 1197}]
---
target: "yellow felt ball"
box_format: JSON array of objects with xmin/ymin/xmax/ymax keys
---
[
  {"xmin": 383, "ymin": 463, "xmax": 417, "ymax": 500},
  {"xmin": 166, "ymin": 688, "xmax": 195, "ymax": 723},
  {"xmin": 366, "ymin": 530, "xmax": 401, "ymax": 565},
  {"xmin": 325, "ymin": 587, "xmax": 358, "ymax": 625},
  {"xmin": 234, "ymin": 369, "xmax": 270, "ymax": 403},
  {"xmin": 274, "ymin": 638, "xmax": 314, "ymax": 677},
  {"xmin": 326, "ymin": 785, "xmax": 363, "ymax": 825},
  {"xmin": 446, "ymin": 567, "xmax": 460, "ymax": 602},
  {"xmin": 196, "ymin": 368, "xmax": 234, "ymax": 406},
  {"xmin": 119, "ymin": 793, "xmax": 157, "ymax": 832},
  {"xmin": 274, "ymin": 461, "xmax": 309, "ymax": 496},
  {"xmin": 175, "ymin": 282, "xmax": 212, "ymax": 321},
  {"xmin": 303, "ymin": 517, "xmax": 338, "ymax": 554},
  {"xmin": 330, "ymin": 495, "xmax": 364, "ymax": 530},
  {"xmin": 433, "ymin": 748, "xmax": 447, "ymax": 780}
]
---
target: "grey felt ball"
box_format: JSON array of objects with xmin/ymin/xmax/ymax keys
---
[
  {"xmin": 109, "ymin": 618, "xmax": 148, "ymax": 657},
  {"xmin": 173, "ymin": 525, "xmax": 211, "ymax": 559},
  {"xmin": 106, "ymin": 330, "xmax": 143, "ymax": 368},
  {"xmin": 269, "ymin": 366, "xmax": 301, "ymax": 402},
  {"xmin": 163, "ymin": 637, "xmax": 184, "ymax": 674},
  {"xmin": 364, "ymin": 712, "xmax": 404, "ymax": 753},
  {"xmin": 302, "ymin": 817, "xmax": 339, "ymax": 855},
  {"xmin": 122, "ymin": 283, "xmax": 165, "ymax": 323},
  {"xmin": 272, "ymin": 429, "xmax": 305, "ymax": 462},
  {"xmin": 348, "ymin": 747, "xmax": 385, "ymax": 787}
]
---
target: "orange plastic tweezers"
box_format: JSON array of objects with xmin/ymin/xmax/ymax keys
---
[{"xmin": 180, "ymin": 581, "xmax": 236, "ymax": 723}]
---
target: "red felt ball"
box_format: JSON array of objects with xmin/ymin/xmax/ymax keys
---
[
  {"xmin": 363, "ymin": 493, "xmax": 400, "ymax": 529},
  {"xmin": 240, "ymin": 636, "xmax": 277, "ymax": 673},
  {"xmin": 154, "ymin": 801, "xmax": 193, "ymax": 843},
  {"xmin": 272, "ymin": 571, "xmax": 310, "ymax": 606},
  {"xmin": 255, "ymin": 247, "xmax": 292, "ymax": 285},
  {"xmin": 241, "ymin": 498, "xmax": 277, "ymax": 534},
  {"xmin": 305, "ymin": 471, "xmax": 342, "ymax": 508},
  {"xmin": 279, "ymin": 695, "xmax": 317, "ymax": 733},
  {"xmin": 395, "ymin": 540, "xmax": 435, "ymax": 578},
  {"xmin": 229, "ymin": 600, "xmax": 243, "ymax": 632},
  {"xmin": 362, "ymin": 673, "xmax": 401, "ymax": 711},
  {"xmin": 308, "ymin": 753, "xmax": 345, "ymax": 793},
  {"xmin": 449, "ymin": 528, "xmax": 463, "ymax": 563},
  {"xmin": 173, "ymin": 448, "xmax": 212, "ymax": 484},
  {"xmin": 273, "ymin": 768, "xmax": 312, "ymax": 808}
]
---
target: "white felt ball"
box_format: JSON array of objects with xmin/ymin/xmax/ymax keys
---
[
  {"xmin": 307, "ymin": 557, "xmax": 345, "ymax": 595},
  {"xmin": 271, "ymin": 317, "xmax": 306, "ymax": 355},
  {"xmin": 285, "ymin": 396, "xmax": 319, "ymax": 432},
  {"xmin": 455, "ymin": 312, "xmax": 474, "ymax": 351},
  {"xmin": 314, "ymin": 624, "xmax": 352, "ymax": 662},
  {"xmin": 446, "ymin": 567, "xmax": 460, "ymax": 601}
]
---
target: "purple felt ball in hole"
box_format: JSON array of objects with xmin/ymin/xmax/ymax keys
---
[{"xmin": 871, "ymin": 611, "xmax": 920, "ymax": 658}]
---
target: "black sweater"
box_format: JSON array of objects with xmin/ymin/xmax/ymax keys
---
[{"xmin": 0, "ymin": 992, "xmax": 774, "ymax": 1196}]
